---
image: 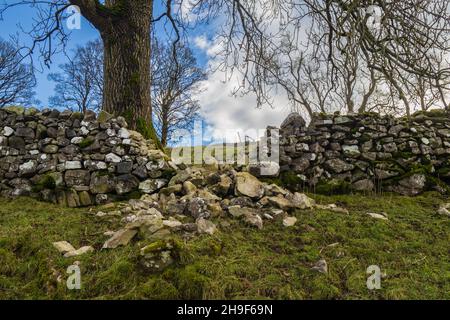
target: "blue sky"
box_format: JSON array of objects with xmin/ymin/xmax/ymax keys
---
[
  {"xmin": 0, "ymin": 2, "xmax": 291, "ymax": 144},
  {"xmin": 0, "ymin": 2, "xmax": 209, "ymax": 106}
]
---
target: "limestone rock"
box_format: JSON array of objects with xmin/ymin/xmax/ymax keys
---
[
  {"xmin": 282, "ymin": 216, "xmax": 297, "ymax": 227},
  {"xmin": 325, "ymin": 159, "xmax": 354, "ymax": 173},
  {"xmin": 366, "ymin": 212, "xmax": 388, "ymax": 220},
  {"xmin": 234, "ymin": 172, "xmax": 265, "ymax": 199},
  {"xmin": 243, "ymin": 212, "xmax": 263, "ymax": 229},
  {"xmin": 392, "ymin": 174, "xmax": 426, "ymax": 196},
  {"xmin": 352, "ymin": 179, "xmax": 375, "ymax": 192},
  {"xmin": 139, "ymin": 179, "xmax": 168, "ymax": 194},
  {"xmin": 64, "ymin": 246, "xmax": 94, "ymax": 258},
  {"xmin": 311, "ymin": 259, "xmax": 328, "ymax": 274},
  {"xmin": 53, "ymin": 241, "xmax": 76, "ymax": 254},
  {"xmin": 288, "ymin": 192, "xmax": 315, "ymax": 209},
  {"xmin": 437, "ymin": 204, "xmax": 450, "ymax": 217},
  {"xmin": 115, "ymin": 174, "xmax": 140, "ymax": 195},
  {"xmin": 248, "ymin": 161, "xmax": 280, "ymax": 178},
  {"xmin": 102, "ymin": 229, "xmax": 138, "ymax": 249},
  {"xmin": 140, "ymin": 241, "xmax": 175, "ymax": 273},
  {"xmin": 267, "ymin": 195, "xmax": 293, "ymax": 210},
  {"xmin": 196, "ymin": 218, "xmax": 217, "ymax": 235}
]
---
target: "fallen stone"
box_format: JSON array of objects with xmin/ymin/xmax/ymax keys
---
[
  {"xmin": 53, "ymin": 241, "xmax": 76, "ymax": 254},
  {"xmin": 282, "ymin": 216, "xmax": 297, "ymax": 227},
  {"xmin": 140, "ymin": 241, "xmax": 174, "ymax": 273},
  {"xmin": 267, "ymin": 195, "xmax": 293, "ymax": 210},
  {"xmin": 234, "ymin": 172, "xmax": 265, "ymax": 199},
  {"xmin": 196, "ymin": 218, "xmax": 218, "ymax": 235},
  {"xmin": 163, "ymin": 219, "xmax": 183, "ymax": 228},
  {"xmin": 366, "ymin": 212, "xmax": 389, "ymax": 220},
  {"xmin": 139, "ymin": 179, "xmax": 168, "ymax": 194},
  {"xmin": 289, "ymin": 192, "xmax": 315, "ymax": 209},
  {"xmin": 437, "ymin": 203, "xmax": 450, "ymax": 217},
  {"xmin": 64, "ymin": 246, "xmax": 94, "ymax": 258},
  {"xmin": 316, "ymin": 203, "xmax": 349, "ymax": 214},
  {"xmin": 311, "ymin": 259, "xmax": 328, "ymax": 274},
  {"xmin": 243, "ymin": 212, "xmax": 263, "ymax": 229},
  {"xmin": 102, "ymin": 229, "xmax": 138, "ymax": 249}
]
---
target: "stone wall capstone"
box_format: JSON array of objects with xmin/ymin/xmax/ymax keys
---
[
  {"xmin": 278, "ymin": 110, "xmax": 450, "ymax": 195},
  {"xmin": 0, "ymin": 107, "xmax": 176, "ymax": 206}
]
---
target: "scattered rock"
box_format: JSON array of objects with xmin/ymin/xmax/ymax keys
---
[
  {"xmin": 282, "ymin": 216, "xmax": 297, "ymax": 227},
  {"xmin": 64, "ymin": 246, "xmax": 94, "ymax": 258},
  {"xmin": 196, "ymin": 218, "xmax": 218, "ymax": 235},
  {"xmin": 53, "ymin": 241, "xmax": 76, "ymax": 254},
  {"xmin": 102, "ymin": 229, "xmax": 138, "ymax": 249},
  {"xmin": 366, "ymin": 212, "xmax": 389, "ymax": 220},
  {"xmin": 289, "ymin": 192, "xmax": 315, "ymax": 209},
  {"xmin": 243, "ymin": 212, "xmax": 263, "ymax": 229},
  {"xmin": 140, "ymin": 240, "xmax": 176, "ymax": 273},
  {"xmin": 139, "ymin": 179, "xmax": 168, "ymax": 194},
  {"xmin": 267, "ymin": 195, "xmax": 293, "ymax": 210},
  {"xmin": 234, "ymin": 172, "xmax": 265, "ymax": 199},
  {"xmin": 437, "ymin": 204, "xmax": 450, "ymax": 216},
  {"xmin": 311, "ymin": 259, "xmax": 328, "ymax": 274}
]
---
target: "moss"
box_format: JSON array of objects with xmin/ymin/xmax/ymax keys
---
[
  {"xmin": 392, "ymin": 151, "xmax": 414, "ymax": 159},
  {"xmin": 141, "ymin": 240, "xmax": 167, "ymax": 255},
  {"xmin": 116, "ymin": 190, "xmax": 142, "ymax": 201},
  {"xmin": 95, "ymin": 169, "xmax": 111, "ymax": 177},
  {"xmin": 160, "ymin": 168, "xmax": 176, "ymax": 180},
  {"xmin": 425, "ymin": 176, "xmax": 450, "ymax": 194},
  {"xmin": 4, "ymin": 105, "xmax": 25, "ymax": 115},
  {"xmin": 315, "ymin": 179, "xmax": 352, "ymax": 195},
  {"xmin": 136, "ymin": 117, "xmax": 164, "ymax": 150},
  {"xmin": 165, "ymin": 265, "xmax": 211, "ymax": 299},
  {"xmin": 437, "ymin": 166, "xmax": 450, "ymax": 176},
  {"xmin": 139, "ymin": 278, "xmax": 179, "ymax": 299},
  {"xmin": 70, "ymin": 112, "xmax": 84, "ymax": 120},
  {"xmin": 0, "ymin": 248, "xmax": 17, "ymax": 275},
  {"xmin": 359, "ymin": 134, "xmax": 372, "ymax": 143},
  {"xmin": 78, "ymin": 137, "xmax": 95, "ymax": 148},
  {"xmin": 412, "ymin": 108, "xmax": 448, "ymax": 118},
  {"xmin": 95, "ymin": 0, "xmax": 126, "ymax": 17},
  {"xmin": 32, "ymin": 175, "xmax": 56, "ymax": 192}
]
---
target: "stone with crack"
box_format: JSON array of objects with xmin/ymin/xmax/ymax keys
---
[{"xmin": 102, "ymin": 229, "xmax": 138, "ymax": 249}]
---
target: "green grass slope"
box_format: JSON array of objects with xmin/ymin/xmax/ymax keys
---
[{"xmin": 0, "ymin": 193, "xmax": 449, "ymax": 300}]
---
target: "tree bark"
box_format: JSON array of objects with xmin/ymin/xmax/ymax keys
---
[
  {"xmin": 101, "ymin": 4, "xmax": 151, "ymax": 126},
  {"xmin": 78, "ymin": 0, "xmax": 159, "ymax": 146},
  {"xmin": 160, "ymin": 104, "xmax": 169, "ymax": 147}
]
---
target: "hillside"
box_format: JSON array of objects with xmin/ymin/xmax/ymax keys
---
[{"xmin": 0, "ymin": 192, "xmax": 448, "ymax": 300}]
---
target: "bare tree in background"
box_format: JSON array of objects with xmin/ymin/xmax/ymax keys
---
[
  {"xmin": 151, "ymin": 38, "xmax": 205, "ymax": 147},
  {"xmin": 202, "ymin": 0, "xmax": 450, "ymax": 117},
  {"xmin": 48, "ymin": 39, "xmax": 103, "ymax": 113},
  {"xmin": 0, "ymin": 38, "xmax": 36, "ymax": 108}
]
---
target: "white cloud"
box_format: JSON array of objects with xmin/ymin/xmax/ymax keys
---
[
  {"xmin": 193, "ymin": 35, "xmax": 209, "ymax": 51},
  {"xmin": 195, "ymin": 57, "xmax": 292, "ymax": 143}
]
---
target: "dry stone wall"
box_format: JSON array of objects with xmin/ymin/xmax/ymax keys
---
[
  {"xmin": 278, "ymin": 110, "xmax": 450, "ymax": 195},
  {"xmin": 0, "ymin": 107, "xmax": 175, "ymax": 207}
]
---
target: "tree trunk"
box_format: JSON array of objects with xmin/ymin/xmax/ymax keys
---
[
  {"xmin": 161, "ymin": 106, "xmax": 169, "ymax": 147},
  {"xmin": 100, "ymin": 1, "xmax": 159, "ymax": 145}
]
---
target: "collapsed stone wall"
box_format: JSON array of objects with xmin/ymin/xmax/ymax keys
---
[
  {"xmin": 0, "ymin": 107, "xmax": 175, "ymax": 207},
  {"xmin": 278, "ymin": 110, "xmax": 450, "ymax": 195}
]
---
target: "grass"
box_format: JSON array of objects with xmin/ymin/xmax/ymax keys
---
[{"xmin": 0, "ymin": 193, "xmax": 449, "ymax": 300}]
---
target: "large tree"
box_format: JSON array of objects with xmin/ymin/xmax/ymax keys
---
[
  {"xmin": 0, "ymin": 38, "xmax": 36, "ymax": 107},
  {"xmin": 48, "ymin": 39, "xmax": 103, "ymax": 113}
]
